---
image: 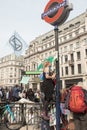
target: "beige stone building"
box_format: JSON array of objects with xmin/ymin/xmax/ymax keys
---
[
  {"xmin": 0, "ymin": 54, "xmax": 24, "ymax": 88},
  {"xmin": 1, "ymin": 11, "xmax": 87, "ymax": 90},
  {"xmin": 25, "ymin": 11, "xmax": 87, "ymax": 90}
]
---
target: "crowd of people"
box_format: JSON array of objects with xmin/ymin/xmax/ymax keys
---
[
  {"xmin": 40, "ymin": 61, "xmax": 87, "ymax": 130},
  {"xmin": 0, "ymin": 61, "xmax": 87, "ymax": 130},
  {"xmin": 0, "ymin": 85, "xmax": 41, "ymax": 103}
]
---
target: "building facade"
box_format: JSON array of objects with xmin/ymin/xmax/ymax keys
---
[
  {"xmin": 0, "ymin": 54, "xmax": 24, "ymax": 88},
  {"xmin": 25, "ymin": 11, "xmax": 87, "ymax": 90}
]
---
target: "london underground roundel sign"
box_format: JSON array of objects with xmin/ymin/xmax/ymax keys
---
[{"xmin": 41, "ymin": 0, "xmax": 73, "ymax": 26}]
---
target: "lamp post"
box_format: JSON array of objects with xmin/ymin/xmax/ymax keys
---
[
  {"xmin": 20, "ymin": 65, "xmax": 25, "ymax": 89},
  {"xmin": 54, "ymin": 25, "xmax": 60, "ymax": 129},
  {"xmin": 41, "ymin": 1, "xmax": 73, "ymax": 130}
]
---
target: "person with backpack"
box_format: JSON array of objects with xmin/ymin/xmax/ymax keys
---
[{"xmin": 65, "ymin": 82, "xmax": 87, "ymax": 130}]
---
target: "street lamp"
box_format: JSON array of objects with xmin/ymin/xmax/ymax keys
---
[
  {"xmin": 54, "ymin": 25, "xmax": 61, "ymax": 129},
  {"xmin": 41, "ymin": 1, "xmax": 73, "ymax": 130}
]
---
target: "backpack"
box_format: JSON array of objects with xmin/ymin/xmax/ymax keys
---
[{"xmin": 68, "ymin": 86, "xmax": 87, "ymax": 113}]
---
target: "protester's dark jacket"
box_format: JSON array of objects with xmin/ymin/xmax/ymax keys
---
[{"xmin": 12, "ymin": 86, "xmax": 21, "ymax": 98}]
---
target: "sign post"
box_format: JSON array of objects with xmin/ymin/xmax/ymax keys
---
[
  {"xmin": 55, "ymin": 25, "xmax": 60, "ymax": 130},
  {"xmin": 41, "ymin": 0, "xmax": 73, "ymax": 130}
]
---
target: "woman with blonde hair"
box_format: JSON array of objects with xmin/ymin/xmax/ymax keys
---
[{"xmin": 41, "ymin": 61, "xmax": 56, "ymax": 120}]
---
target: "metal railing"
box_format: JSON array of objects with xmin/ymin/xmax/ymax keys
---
[{"xmin": 0, "ymin": 101, "xmax": 42, "ymax": 130}]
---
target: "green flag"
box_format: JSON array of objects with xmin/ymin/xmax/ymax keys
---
[
  {"xmin": 45, "ymin": 56, "xmax": 54, "ymax": 63},
  {"xmin": 37, "ymin": 56, "xmax": 54, "ymax": 71},
  {"xmin": 37, "ymin": 63, "xmax": 43, "ymax": 70}
]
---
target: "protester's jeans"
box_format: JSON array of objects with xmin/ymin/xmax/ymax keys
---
[{"xmin": 73, "ymin": 112, "xmax": 87, "ymax": 130}]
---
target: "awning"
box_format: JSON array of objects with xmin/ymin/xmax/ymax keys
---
[
  {"xmin": 25, "ymin": 71, "xmax": 42, "ymax": 75},
  {"xmin": 20, "ymin": 76, "xmax": 29, "ymax": 84}
]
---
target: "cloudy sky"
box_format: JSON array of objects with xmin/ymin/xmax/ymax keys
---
[{"xmin": 0, "ymin": 0, "xmax": 87, "ymax": 58}]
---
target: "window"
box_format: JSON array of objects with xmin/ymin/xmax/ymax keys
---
[
  {"xmin": 33, "ymin": 64, "xmax": 35, "ymax": 70},
  {"xmin": 14, "ymin": 79, "xmax": 16, "ymax": 83},
  {"xmin": 64, "ymin": 36, "xmax": 67, "ymax": 40},
  {"xmin": 70, "ymin": 44, "xmax": 73, "ymax": 51},
  {"xmin": 29, "ymin": 65, "xmax": 30, "ymax": 71},
  {"xmin": 65, "ymin": 55, "xmax": 68, "ymax": 63},
  {"xmin": 45, "ymin": 44, "xmax": 47, "ymax": 49},
  {"xmin": 84, "ymin": 38, "xmax": 87, "ymax": 45},
  {"xmin": 49, "ymin": 51, "xmax": 52, "ymax": 55},
  {"xmin": 61, "ymin": 67, "xmax": 63, "ymax": 76},
  {"xmin": 85, "ymin": 49, "xmax": 87, "ymax": 57},
  {"xmin": 41, "ymin": 46, "xmax": 43, "ymax": 50},
  {"xmin": 26, "ymin": 66, "xmax": 28, "ymax": 71},
  {"xmin": 77, "ymin": 51, "xmax": 81, "ymax": 60},
  {"xmin": 70, "ymin": 53, "xmax": 74, "ymax": 61},
  {"xmin": 65, "ymin": 66, "xmax": 68, "ymax": 75},
  {"xmin": 82, "ymin": 27, "xmax": 85, "ymax": 32},
  {"xmin": 60, "ymin": 48, "xmax": 62, "ymax": 53},
  {"xmin": 45, "ymin": 53, "xmax": 47, "ymax": 57},
  {"xmin": 51, "ymin": 41, "xmax": 54, "ymax": 46},
  {"xmin": 78, "ymin": 64, "xmax": 81, "ymax": 74},
  {"xmin": 10, "ymin": 79, "xmax": 12, "ymax": 83},
  {"xmin": 60, "ymin": 38, "xmax": 62, "ymax": 43},
  {"xmin": 76, "ymin": 42, "xmax": 80, "ymax": 48},
  {"xmin": 71, "ymin": 65, "xmax": 74, "ymax": 75},
  {"xmin": 14, "ymin": 74, "xmax": 16, "ymax": 77},
  {"xmin": 61, "ymin": 56, "xmax": 63, "ymax": 64},
  {"xmin": 64, "ymin": 46, "xmax": 67, "ymax": 52}
]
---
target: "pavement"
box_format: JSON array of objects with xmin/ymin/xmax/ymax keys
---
[
  {"xmin": 0, "ymin": 124, "xmax": 8, "ymax": 130},
  {"xmin": 0, "ymin": 124, "xmax": 33, "ymax": 130},
  {"xmin": 20, "ymin": 126, "xmax": 26, "ymax": 130},
  {"xmin": 20, "ymin": 125, "xmax": 32, "ymax": 130}
]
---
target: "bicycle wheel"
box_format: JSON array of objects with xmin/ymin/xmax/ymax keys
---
[
  {"xmin": 4, "ymin": 105, "xmax": 23, "ymax": 130},
  {"xmin": 28, "ymin": 116, "xmax": 41, "ymax": 130}
]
